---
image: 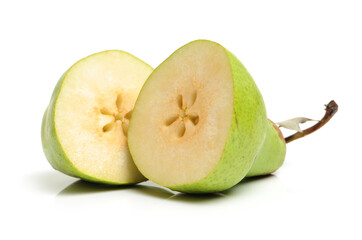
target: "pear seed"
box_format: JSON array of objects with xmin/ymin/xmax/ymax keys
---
[
  {"xmin": 165, "ymin": 114, "xmax": 179, "ymax": 126},
  {"xmin": 103, "ymin": 121, "xmax": 115, "ymax": 132},
  {"xmin": 100, "ymin": 107, "xmax": 113, "ymax": 115},
  {"xmin": 188, "ymin": 90, "xmax": 197, "ymax": 107},
  {"xmin": 177, "ymin": 122, "xmax": 186, "ymax": 137},
  {"xmin": 116, "ymin": 94, "xmax": 123, "ymax": 111},
  {"xmin": 124, "ymin": 110, "xmax": 133, "ymax": 120},
  {"xmin": 188, "ymin": 113, "xmax": 199, "ymax": 125},
  {"xmin": 177, "ymin": 95, "xmax": 183, "ymax": 109}
]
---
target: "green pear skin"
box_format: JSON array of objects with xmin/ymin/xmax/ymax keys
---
[
  {"xmin": 246, "ymin": 119, "xmax": 286, "ymax": 177},
  {"xmin": 41, "ymin": 73, "xmax": 104, "ymax": 182}
]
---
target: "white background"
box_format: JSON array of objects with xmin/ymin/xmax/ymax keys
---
[{"xmin": 0, "ymin": 1, "xmax": 361, "ymax": 239}]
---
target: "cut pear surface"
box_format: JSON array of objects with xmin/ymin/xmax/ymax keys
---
[
  {"xmin": 42, "ymin": 50, "xmax": 153, "ymax": 184},
  {"xmin": 128, "ymin": 40, "xmax": 267, "ymax": 193}
]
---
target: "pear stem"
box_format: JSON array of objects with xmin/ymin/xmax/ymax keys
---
[{"xmin": 284, "ymin": 100, "xmax": 338, "ymax": 144}]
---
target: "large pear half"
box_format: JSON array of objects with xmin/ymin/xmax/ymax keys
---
[
  {"xmin": 42, "ymin": 50, "xmax": 153, "ymax": 184},
  {"xmin": 128, "ymin": 40, "xmax": 267, "ymax": 193}
]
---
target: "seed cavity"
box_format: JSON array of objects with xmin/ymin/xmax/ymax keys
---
[
  {"xmin": 124, "ymin": 110, "xmax": 133, "ymax": 120},
  {"xmin": 165, "ymin": 91, "xmax": 199, "ymax": 137},
  {"xmin": 116, "ymin": 94, "xmax": 123, "ymax": 111},
  {"xmin": 177, "ymin": 122, "xmax": 186, "ymax": 138},
  {"xmin": 165, "ymin": 114, "xmax": 179, "ymax": 126},
  {"xmin": 103, "ymin": 121, "xmax": 115, "ymax": 132},
  {"xmin": 177, "ymin": 95, "xmax": 183, "ymax": 109},
  {"xmin": 188, "ymin": 113, "xmax": 199, "ymax": 125},
  {"xmin": 100, "ymin": 107, "xmax": 113, "ymax": 115},
  {"xmin": 188, "ymin": 90, "xmax": 197, "ymax": 108}
]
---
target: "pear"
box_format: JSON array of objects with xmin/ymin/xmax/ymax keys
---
[
  {"xmin": 42, "ymin": 50, "xmax": 153, "ymax": 184},
  {"xmin": 128, "ymin": 40, "xmax": 267, "ymax": 193}
]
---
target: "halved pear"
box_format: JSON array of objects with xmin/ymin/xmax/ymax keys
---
[
  {"xmin": 42, "ymin": 50, "xmax": 153, "ymax": 184},
  {"xmin": 128, "ymin": 40, "xmax": 267, "ymax": 193}
]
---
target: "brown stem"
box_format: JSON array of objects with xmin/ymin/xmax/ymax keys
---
[{"xmin": 285, "ymin": 100, "xmax": 338, "ymax": 144}]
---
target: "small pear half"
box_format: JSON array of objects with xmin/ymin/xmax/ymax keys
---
[
  {"xmin": 42, "ymin": 50, "xmax": 153, "ymax": 184},
  {"xmin": 128, "ymin": 40, "xmax": 267, "ymax": 193}
]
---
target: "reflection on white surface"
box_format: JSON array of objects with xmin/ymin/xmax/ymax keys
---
[
  {"xmin": 25, "ymin": 170, "xmax": 77, "ymax": 195},
  {"xmin": 25, "ymin": 170, "xmax": 285, "ymax": 207}
]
